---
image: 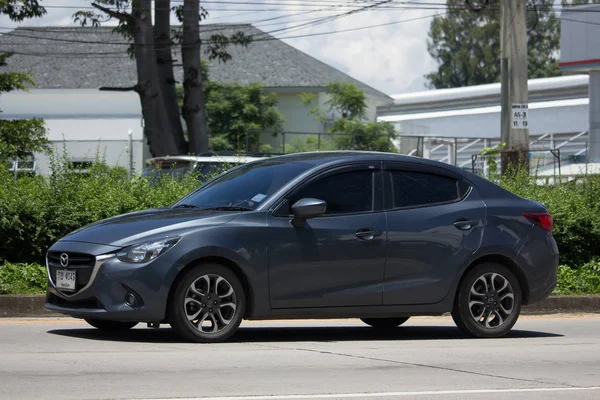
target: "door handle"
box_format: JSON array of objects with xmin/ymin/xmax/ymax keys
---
[
  {"xmin": 453, "ymin": 220, "xmax": 479, "ymax": 231},
  {"xmin": 355, "ymin": 229, "xmax": 382, "ymax": 240}
]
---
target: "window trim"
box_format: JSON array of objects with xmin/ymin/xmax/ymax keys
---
[
  {"xmin": 270, "ymin": 162, "xmax": 383, "ymax": 218},
  {"xmin": 383, "ymin": 165, "xmax": 472, "ymax": 212}
]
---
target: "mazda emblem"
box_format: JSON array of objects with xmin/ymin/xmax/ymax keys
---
[{"xmin": 60, "ymin": 253, "xmax": 69, "ymax": 267}]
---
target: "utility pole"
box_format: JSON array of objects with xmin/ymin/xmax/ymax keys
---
[{"xmin": 500, "ymin": 0, "xmax": 530, "ymax": 174}]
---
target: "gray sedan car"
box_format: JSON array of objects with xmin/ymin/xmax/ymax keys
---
[{"xmin": 45, "ymin": 151, "xmax": 558, "ymax": 342}]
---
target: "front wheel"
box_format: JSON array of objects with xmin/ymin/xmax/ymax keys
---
[
  {"xmin": 361, "ymin": 317, "xmax": 410, "ymax": 329},
  {"xmin": 85, "ymin": 319, "xmax": 138, "ymax": 331},
  {"xmin": 452, "ymin": 263, "xmax": 522, "ymax": 338},
  {"xmin": 168, "ymin": 263, "xmax": 246, "ymax": 343}
]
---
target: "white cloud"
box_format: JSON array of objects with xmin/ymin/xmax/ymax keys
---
[
  {"xmin": 281, "ymin": 8, "xmax": 439, "ymax": 95},
  {"xmin": 0, "ymin": 0, "xmax": 441, "ymax": 95}
]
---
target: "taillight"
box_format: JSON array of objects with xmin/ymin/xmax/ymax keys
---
[{"xmin": 523, "ymin": 212, "xmax": 553, "ymax": 232}]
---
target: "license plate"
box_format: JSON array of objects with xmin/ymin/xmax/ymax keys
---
[{"xmin": 56, "ymin": 269, "xmax": 76, "ymax": 291}]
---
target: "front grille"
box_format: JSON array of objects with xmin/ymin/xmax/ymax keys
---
[
  {"xmin": 48, "ymin": 251, "xmax": 95, "ymax": 267},
  {"xmin": 47, "ymin": 251, "xmax": 96, "ymax": 295}
]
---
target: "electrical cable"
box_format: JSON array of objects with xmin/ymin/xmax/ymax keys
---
[{"xmin": 0, "ymin": 11, "xmax": 447, "ymax": 58}]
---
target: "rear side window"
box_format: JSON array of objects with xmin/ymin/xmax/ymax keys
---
[
  {"xmin": 389, "ymin": 170, "xmax": 467, "ymax": 209},
  {"xmin": 290, "ymin": 170, "xmax": 374, "ymax": 215}
]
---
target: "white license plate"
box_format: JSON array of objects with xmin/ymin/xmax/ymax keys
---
[{"xmin": 56, "ymin": 269, "xmax": 76, "ymax": 291}]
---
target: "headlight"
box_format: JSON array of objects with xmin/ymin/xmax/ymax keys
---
[{"xmin": 117, "ymin": 237, "xmax": 181, "ymax": 264}]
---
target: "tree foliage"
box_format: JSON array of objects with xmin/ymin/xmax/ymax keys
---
[
  {"xmin": 176, "ymin": 69, "xmax": 285, "ymax": 153},
  {"xmin": 300, "ymin": 82, "xmax": 397, "ymax": 152},
  {"xmin": 425, "ymin": 0, "xmax": 560, "ymax": 89},
  {"xmin": 0, "ymin": 53, "xmax": 34, "ymax": 92},
  {"xmin": 0, "ymin": 0, "xmax": 46, "ymax": 22},
  {"xmin": 0, "ymin": 1, "xmax": 48, "ymax": 165},
  {"xmin": 204, "ymin": 82, "xmax": 284, "ymax": 152},
  {"xmin": 0, "ymin": 119, "xmax": 48, "ymax": 163},
  {"xmin": 329, "ymin": 118, "xmax": 396, "ymax": 152},
  {"xmin": 324, "ymin": 82, "xmax": 368, "ymax": 119}
]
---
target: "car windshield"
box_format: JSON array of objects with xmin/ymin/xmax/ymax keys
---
[{"xmin": 173, "ymin": 160, "xmax": 315, "ymax": 211}]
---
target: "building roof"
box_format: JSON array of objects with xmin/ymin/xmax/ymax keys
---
[
  {"xmin": 377, "ymin": 75, "xmax": 589, "ymax": 116},
  {"xmin": 0, "ymin": 24, "xmax": 391, "ymax": 102}
]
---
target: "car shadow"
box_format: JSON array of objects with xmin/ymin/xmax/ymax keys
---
[{"xmin": 47, "ymin": 324, "xmax": 564, "ymax": 344}]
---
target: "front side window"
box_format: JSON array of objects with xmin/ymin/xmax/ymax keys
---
[
  {"xmin": 390, "ymin": 170, "xmax": 465, "ymax": 209},
  {"xmin": 290, "ymin": 170, "xmax": 374, "ymax": 215}
]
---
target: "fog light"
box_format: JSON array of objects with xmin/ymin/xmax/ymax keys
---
[{"xmin": 125, "ymin": 293, "xmax": 136, "ymax": 306}]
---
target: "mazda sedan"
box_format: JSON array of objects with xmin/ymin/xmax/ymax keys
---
[{"xmin": 45, "ymin": 151, "xmax": 559, "ymax": 342}]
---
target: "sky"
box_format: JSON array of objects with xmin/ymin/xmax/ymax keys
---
[{"xmin": 0, "ymin": 1, "xmax": 445, "ymax": 96}]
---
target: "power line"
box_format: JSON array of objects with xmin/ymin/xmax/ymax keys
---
[
  {"xmin": 0, "ymin": 1, "xmax": 430, "ymax": 44},
  {"xmin": 0, "ymin": 11, "xmax": 446, "ymax": 58},
  {"xmin": 256, "ymin": 0, "xmax": 397, "ymax": 38},
  {"xmin": 25, "ymin": 1, "xmax": 600, "ymax": 12}
]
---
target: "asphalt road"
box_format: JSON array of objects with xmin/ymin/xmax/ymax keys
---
[{"xmin": 0, "ymin": 315, "xmax": 599, "ymax": 400}]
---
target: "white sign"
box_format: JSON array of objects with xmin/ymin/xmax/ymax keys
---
[{"xmin": 511, "ymin": 104, "xmax": 529, "ymax": 129}]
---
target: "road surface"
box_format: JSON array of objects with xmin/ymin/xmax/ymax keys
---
[{"xmin": 1, "ymin": 315, "xmax": 599, "ymax": 400}]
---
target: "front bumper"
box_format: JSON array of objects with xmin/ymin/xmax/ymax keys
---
[{"xmin": 45, "ymin": 246, "xmax": 172, "ymax": 323}]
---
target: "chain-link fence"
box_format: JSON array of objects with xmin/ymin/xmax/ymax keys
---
[{"xmin": 244, "ymin": 130, "xmax": 398, "ymax": 153}]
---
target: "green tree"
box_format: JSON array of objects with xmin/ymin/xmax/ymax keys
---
[
  {"xmin": 204, "ymin": 82, "xmax": 284, "ymax": 152},
  {"xmin": 0, "ymin": 2, "xmax": 49, "ymax": 167},
  {"xmin": 324, "ymin": 81, "xmax": 368, "ymax": 119},
  {"xmin": 176, "ymin": 65, "xmax": 285, "ymax": 153},
  {"xmin": 0, "ymin": 119, "xmax": 48, "ymax": 164},
  {"xmin": 73, "ymin": 1, "xmax": 252, "ymax": 157},
  {"xmin": 425, "ymin": 0, "xmax": 560, "ymax": 89},
  {"xmin": 329, "ymin": 118, "xmax": 396, "ymax": 152},
  {"xmin": 300, "ymin": 82, "xmax": 397, "ymax": 152}
]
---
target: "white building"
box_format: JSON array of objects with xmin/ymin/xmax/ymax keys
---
[
  {"xmin": 0, "ymin": 24, "xmax": 392, "ymax": 175},
  {"xmin": 377, "ymin": 75, "xmax": 590, "ymax": 170},
  {"xmin": 375, "ymin": 3, "xmax": 600, "ymax": 179}
]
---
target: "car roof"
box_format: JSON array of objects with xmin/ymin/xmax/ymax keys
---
[
  {"xmin": 145, "ymin": 155, "xmax": 266, "ymax": 164},
  {"xmin": 255, "ymin": 151, "xmax": 447, "ymax": 167},
  {"xmin": 253, "ymin": 151, "xmax": 515, "ymax": 197}
]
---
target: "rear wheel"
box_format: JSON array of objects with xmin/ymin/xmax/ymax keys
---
[
  {"xmin": 361, "ymin": 317, "xmax": 410, "ymax": 329},
  {"xmin": 452, "ymin": 263, "xmax": 522, "ymax": 338},
  {"xmin": 168, "ymin": 263, "xmax": 246, "ymax": 343},
  {"xmin": 85, "ymin": 319, "xmax": 138, "ymax": 331}
]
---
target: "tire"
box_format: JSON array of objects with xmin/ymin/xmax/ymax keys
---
[
  {"xmin": 168, "ymin": 263, "xmax": 246, "ymax": 343},
  {"xmin": 361, "ymin": 317, "xmax": 410, "ymax": 329},
  {"xmin": 452, "ymin": 263, "xmax": 522, "ymax": 338},
  {"xmin": 85, "ymin": 319, "xmax": 138, "ymax": 331}
]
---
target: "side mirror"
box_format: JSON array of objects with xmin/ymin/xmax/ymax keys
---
[{"xmin": 291, "ymin": 198, "xmax": 327, "ymax": 220}]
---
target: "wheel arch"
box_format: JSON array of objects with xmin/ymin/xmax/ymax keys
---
[
  {"xmin": 454, "ymin": 254, "xmax": 530, "ymax": 305},
  {"xmin": 166, "ymin": 255, "xmax": 255, "ymax": 319}
]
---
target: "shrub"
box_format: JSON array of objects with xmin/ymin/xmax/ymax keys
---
[
  {"xmin": 0, "ymin": 149, "xmax": 211, "ymax": 265},
  {"xmin": 499, "ymin": 171, "xmax": 600, "ymax": 267},
  {"xmin": 554, "ymin": 261, "xmax": 600, "ymax": 295},
  {"xmin": 2, "ymin": 146, "xmax": 600, "ymax": 270},
  {"xmin": 0, "ymin": 262, "xmax": 46, "ymax": 295}
]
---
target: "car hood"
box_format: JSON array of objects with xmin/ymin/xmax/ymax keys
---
[{"xmin": 59, "ymin": 208, "xmax": 240, "ymax": 247}]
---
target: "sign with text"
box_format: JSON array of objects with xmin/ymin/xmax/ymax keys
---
[{"xmin": 511, "ymin": 104, "xmax": 529, "ymax": 129}]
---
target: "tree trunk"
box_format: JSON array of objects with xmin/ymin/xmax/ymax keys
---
[
  {"xmin": 182, "ymin": 0, "xmax": 209, "ymax": 154},
  {"xmin": 154, "ymin": 0, "xmax": 187, "ymax": 153},
  {"xmin": 132, "ymin": 0, "xmax": 180, "ymax": 157}
]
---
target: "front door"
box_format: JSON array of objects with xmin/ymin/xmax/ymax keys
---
[{"xmin": 267, "ymin": 163, "xmax": 387, "ymax": 309}]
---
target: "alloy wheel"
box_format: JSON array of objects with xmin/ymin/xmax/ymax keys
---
[
  {"xmin": 184, "ymin": 274, "xmax": 238, "ymax": 334},
  {"xmin": 468, "ymin": 272, "xmax": 515, "ymax": 329}
]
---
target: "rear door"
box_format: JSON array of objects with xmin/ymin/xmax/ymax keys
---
[{"xmin": 382, "ymin": 163, "xmax": 486, "ymax": 305}]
